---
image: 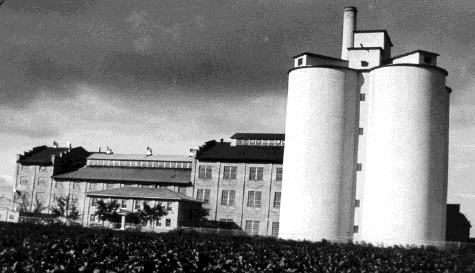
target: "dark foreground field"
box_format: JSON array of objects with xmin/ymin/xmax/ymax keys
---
[{"xmin": 0, "ymin": 222, "xmax": 474, "ymax": 273}]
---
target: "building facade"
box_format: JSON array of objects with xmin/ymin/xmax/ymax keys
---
[
  {"xmin": 52, "ymin": 152, "xmax": 194, "ymax": 227},
  {"xmin": 280, "ymin": 7, "xmax": 451, "ymax": 246},
  {"xmin": 14, "ymin": 144, "xmax": 90, "ymax": 213},
  {"xmin": 192, "ymin": 133, "xmax": 284, "ymax": 236}
]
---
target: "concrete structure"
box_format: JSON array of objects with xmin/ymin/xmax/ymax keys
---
[
  {"xmin": 14, "ymin": 144, "xmax": 90, "ymax": 213},
  {"xmin": 280, "ymin": 7, "xmax": 451, "ymax": 246},
  {"xmin": 193, "ymin": 133, "xmax": 284, "ymax": 236}
]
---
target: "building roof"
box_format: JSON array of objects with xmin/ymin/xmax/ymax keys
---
[
  {"xmin": 53, "ymin": 166, "xmax": 191, "ymax": 185},
  {"xmin": 17, "ymin": 146, "xmax": 83, "ymax": 166},
  {"xmin": 230, "ymin": 133, "xmax": 285, "ymax": 140},
  {"xmin": 291, "ymin": 52, "xmax": 347, "ymax": 61},
  {"xmin": 86, "ymin": 187, "xmax": 201, "ymax": 202},
  {"xmin": 88, "ymin": 153, "xmax": 192, "ymax": 162},
  {"xmin": 196, "ymin": 140, "xmax": 283, "ymax": 163}
]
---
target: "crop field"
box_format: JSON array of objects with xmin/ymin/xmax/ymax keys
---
[{"xmin": 0, "ymin": 222, "xmax": 474, "ymax": 273}]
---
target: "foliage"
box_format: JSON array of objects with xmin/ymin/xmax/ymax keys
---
[
  {"xmin": 51, "ymin": 194, "xmax": 79, "ymax": 220},
  {"xmin": 188, "ymin": 204, "xmax": 209, "ymax": 224},
  {"xmin": 1, "ymin": 222, "xmax": 475, "ymax": 272},
  {"xmin": 136, "ymin": 202, "xmax": 170, "ymax": 227},
  {"xmin": 94, "ymin": 199, "xmax": 120, "ymax": 224},
  {"xmin": 32, "ymin": 199, "xmax": 45, "ymax": 215}
]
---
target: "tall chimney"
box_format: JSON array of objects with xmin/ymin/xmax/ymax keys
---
[{"xmin": 341, "ymin": 6, "xmax": 357, "ymax": 60}]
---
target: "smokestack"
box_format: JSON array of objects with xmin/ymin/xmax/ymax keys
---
[{"xmin": 341, "ymin": 7, "xmax": 357, "ymax": 60}]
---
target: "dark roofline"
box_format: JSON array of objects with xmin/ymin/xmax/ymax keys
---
[
  {"xmin": 288, "ymin": 65, "xmax": 358, "ymax": 74},
  {"xmin": 292, "ymin": 52, "xmax": 348, "ymax": 62},
  {"xmin": 354, "ymin": 30, "xmax": 394, "ymax": 47},
  {"xmin": 230, "ymin": 133, "xmax": 285, "ymax": 140},
  {"xmin": 390, "ymin": 50, "xmax": 439, "ymax": 61}
]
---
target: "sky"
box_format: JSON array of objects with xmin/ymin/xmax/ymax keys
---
[{"xmin": 0, "ymin": 0, "xmax": 474, "ymax": 234}]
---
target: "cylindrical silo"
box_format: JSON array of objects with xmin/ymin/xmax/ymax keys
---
[
  {"xmin": 359, "ymin": 64, "xmax": 450, "ymax": 246},
  {"xmin": 279, "ymin": 66, "xmax": 360, "ymax": 242}
]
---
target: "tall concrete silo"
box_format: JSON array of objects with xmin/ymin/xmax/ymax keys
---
[{"xmin": 358, "ymin": 64, "xmax": 450, "ymax": 246}]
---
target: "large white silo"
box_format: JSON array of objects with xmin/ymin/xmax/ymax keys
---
[
  {"xmin": 359, "ymin": 64, "xmax": 450, "ymax": 246},
  {"xmin": 279, "ymin": 67, "xmax": 360, "ymax": 242}
]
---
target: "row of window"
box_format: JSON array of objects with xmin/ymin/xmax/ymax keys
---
[
  {"xmin": 91, "ymin": 198, "xmax": 172, "ymax": 210},
  {"xmin": 236, "ymin": 139, "xmax": 284, "ymax": 146},
  {"xmin": 54, "ymin": 182, "xmax": 187, "ymax": 194},
  {"xmin": 243, "ymin": 220, "xmax": 279, "ymax": 237},
  {"xmin": 20, "ymin": 165, "xmax": 48, "ymax": 172},
  {"xmin": 198, "ymin": 166, "xmax": 283, "ymax": 181},
  {"xmin": 19, "ymin": 177, "xmax": 48, "ymax": 186},
  {"xmin": 89, "ymin": 214, "xmax": 172, "ymax": 227},
  {"xmin": 87, "ymin": 160, "xmax": 192, "ymax": 169},
  {"xmin": 196, "ymin": 189, "xmax": 281, "ymax": 208}
]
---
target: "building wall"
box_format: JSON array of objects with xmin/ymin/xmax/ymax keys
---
[
  {"xmin": 193, "ymin": 160, "xmax": 282, "ymax": 236},
  {"xmin": 15, "ymin": 164, "xmax": 54, "ymax": 213}
]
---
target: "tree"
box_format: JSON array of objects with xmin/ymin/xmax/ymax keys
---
[
  {"xmin": 137, "ymin": 202, "xmax": 170, "ymax": 228},
  {"xmin": 188, "ymin": 204, "xmax": 209, "ymax": 226},
  {"xmin": 51, "ymin": 194, "xmax": 79, "ymax": 221},
  {"xmin": 32, "ymin": 199, "xmax": 45, "ymax": 216},
  {"xmin": 94, "ymin": 199, "xmax": 120, "ymax": 226}
]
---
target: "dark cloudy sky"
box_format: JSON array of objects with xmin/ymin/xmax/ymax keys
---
[{"xmin": 1, "ymin": 0, "xmax": 474, "ymax": 233}]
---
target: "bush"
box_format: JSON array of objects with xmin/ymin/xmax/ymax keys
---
[{"xmin": 0, "ymin": 222, "xmax": 474, "ymax": 272}]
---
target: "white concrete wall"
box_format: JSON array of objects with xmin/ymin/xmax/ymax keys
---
[
  {"xmin": 348, "ymin": 49, "xmax": 382, "ymax": 69},
  {"xmin": 359, "ymin": 65, "xmax": 449, "ymax": 246},
  {"xmin": 392, "ymin": 53, "xmax": 421, "ymax": 65},
  {"xmin": 280, "ymin": 67, "xmax": 360, "ymax": 242},
  {"xmin": 353, "ymin": 32, "xmax": 386, "ymax": 50}
]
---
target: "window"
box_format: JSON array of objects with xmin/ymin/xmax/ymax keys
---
[
  {"xmin": 21, "ymin": 165, "xmax": 29, "ymax": 170},
  {"xmin": 90, "ymin": 214, "xmax": 96, "ymax": 222},
  {"xmin": 361, "ymin": 60, "xmax": 369, "ymax": 67},
  {"xmin": 35, "ymin": 192, "xmax": 44, "ymax": 201},
  {"xmin": 88, "ymin": 183, "xmax": 97, "ymax": 190},
  {"xmin": 297, "ymin": 57, "xmax": 304, "ymax": 66},
  {"xmin": 242, "ymin": 140, "xmax": 249, "ymax": 145},
  {"xmin": 249, "ymin": 167, "xmax": 264, "ymax": 181},
  {"xmin": 71, "ymin": 194, "xmax": 78, "ymax": 204},
  {"xmin": 196, "ymin": 189, "xmax": 211, "ymax": 203},
  {"xmin": 178, "ymin": 187, "xmax": 187, "ymax": 194},
  {"xmin": 54, "ymin": 181, "xmax": 62, "ymax": 188},
  {"xmin": 353, "ymin": 225, "xmax": 359, "ymax": 233},
  {"xmin": 245, "ymin": 220, "xmax": 260, "ymax": 235},
  {"xmin": 198, "ymin": 166, "xmax": 212, "ymax": 179},
  {"xmin": 223, "ymin": 166, "xmax": 237, "ymax": 180},
  {"xmin": 273, "ymin": 192, "xmax": 281, "ymax": 208},
  {"xmin": 39, "ymin": 166, "xmax": 48, "ymax": 172},
  {"xmin": 166, "ymin": 202, "xmax": 172, "ymax": 209},
  {"xmin": 355, "ymin": 199, "xmax": 360, "ymax": 208},
  {"xmin": 357, "ymin": 163, "xmax": 362, "ymax": 171},
  {"xmin": 135, "ymin": 200, "xmax": 141, "ymax": 209},
  {"xmin": 165, "ymin": 219, "xmax": 171, "ymax": 227},
  {"xmin": 236, "ymin": 139, "xmax": 242, "ymax": 145},
  {"xmin": 91, "ymin": 198, "xmax": 98, "ymax": 207},
  {"xmin": 73, "ymin": 182, "xmax": 80, "ymax": 189},
  {"xmin": 158, "ymin": 162, "xmax": 165, "ymax": 168},
  {"xmin": 121, "ymin": 200, "xmax": 127, "ymax": 208},
  {"xmin": 220, "ymin": 218, "xmax": 233, "ymax": 223},
  {"xmin": 247, "ymin": 191, "xmax": 261, "ymax": 207},
  {"xmin": 156, "ymin": 219, "xmax": 162, "ymax": 226},
  {"xmin": 358, "ymin": 128, "xmax": 364, "ymax": 135},
  {"xmin": 256, "ymin": 140, "xmax": 262, "ymax": 145},
  {"xmin": 37, "ymin": 177, "xmax": 47, "ymax": 186},
  {"xmin": 221, "ymin": 190, "xmax": 235, "ymax": 206},
  {"xmin": 276, "ymin": 168, "xmax": 283, "ymax": 181},
  {"xmin": 20, "ymin": 177, "xmax": 28, "ymax": 185},
  {"xmin": 271, "ymin": 222, "xmax": 279, "ymax": 237},
  {"xmin": 360, "ymin": 94, "xmax": 366, "ymax": 101},
  {"xmin": 106, "ymin": 183, "xmax": 114, "ymax": 189},
  {"xmin": 9, "ymin": 215, "xmax": 14, "ymax": 220},
  {"xmin": 250, "ymin": 140, "xmax": 256, "ymax": 145}
]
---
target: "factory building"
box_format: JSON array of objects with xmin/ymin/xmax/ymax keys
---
[
  {"xmin": 192, "ymin": 133, "xmax": 284, "ymax": 236},
  {"xmin": 280, "ymin": 7, "xmax": 451, "ymax": 246},
  {"xmin": 13, "ymin": 144, "xmax": 90, "ymax": 213}
]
